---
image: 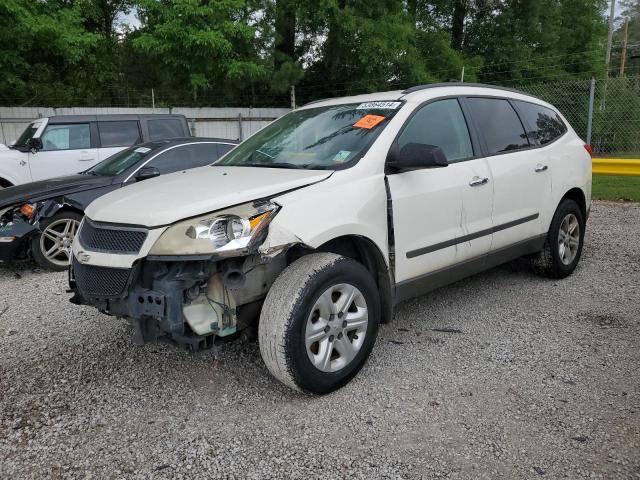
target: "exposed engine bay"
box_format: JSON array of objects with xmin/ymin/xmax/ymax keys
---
[{"xmin": 70, "ymin": 250, "xmax": 289, "ymax": 351}]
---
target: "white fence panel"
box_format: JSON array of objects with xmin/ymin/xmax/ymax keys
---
[{"xmin": 0, "ymin": 106, "xmax": 290, "ymax": 145}]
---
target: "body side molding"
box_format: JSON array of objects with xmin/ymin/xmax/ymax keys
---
[{"xmin": 406, "ymin": 213, "xmax": 539, "ymax": 259}]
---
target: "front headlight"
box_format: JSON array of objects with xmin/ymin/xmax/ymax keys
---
[{"xmin": 149, "ymin": 201, "xmax": 279, "ymax": 256}]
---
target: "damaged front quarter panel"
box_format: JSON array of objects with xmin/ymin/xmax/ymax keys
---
[{"xmin": 257, "ymin": 221, "xmax": 305, "ymax": 258}]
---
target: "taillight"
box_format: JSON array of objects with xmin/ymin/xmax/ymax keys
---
[{"xmin": 583, "ymin": 144, "xmax": 593, "ymax": 155}]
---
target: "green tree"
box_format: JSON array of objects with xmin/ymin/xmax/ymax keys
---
[
  {"xmin": 134, "ymin": 0, "xmax": 267, "ymax": 104},
  {"xmin": 0, "ymin": 0, "xmax": 97, "ymax": 105}
]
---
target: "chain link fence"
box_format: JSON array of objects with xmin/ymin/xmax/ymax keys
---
[
  {"xmin": 1, "ymin": 75, "xmax": 638, "ymax": 156},
  {"xmin": 512, "ymin": 75, "xmax": 640, "ymax": 156}
]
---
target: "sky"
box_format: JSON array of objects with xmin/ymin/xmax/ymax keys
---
[
  {"xmin": 116, "ymin": 1, "xmax": 629, "ymax": 31},
  {"xmin": 116, "ymin": 8, "xmax": 140, "ymax": 30}
]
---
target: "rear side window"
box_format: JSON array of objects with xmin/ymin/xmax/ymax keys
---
[
  {"xmin": 98, "ymin": 121, "xmax": 141, "ymax": 147},
  {"xmin": 148, "ymin": 119, "xmax": 185, "ymax": 140},
  {"xmin": 466, "ymin": 98, "xmax": 529, "ymax": 154},
  {"xmin": 513, "ymin": 101, "xmax": 567, "ymax": 145},
  {"xmin": 146, "ymin": 143, "xmax": 218, "ymax": 174},
  {"xmin": 397, "ymin": 99, "xmax": 474, "ymax": 162}
]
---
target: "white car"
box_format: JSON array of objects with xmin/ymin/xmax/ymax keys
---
[
  {"xmin": 69, "ymin": 84, "xmax": 591, "ymax": 394},
  {"xmin": 0, "ymin": 114, "xmax": 191, "ymax": 187}
]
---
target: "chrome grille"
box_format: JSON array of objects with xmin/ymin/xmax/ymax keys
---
[
  {"xmin": 72, "ymin": 258, "xmax": 132, "ymax": 297},
  {"xmin": 78, "ymin": 220, "xmax": 147, "ymax": 254}
]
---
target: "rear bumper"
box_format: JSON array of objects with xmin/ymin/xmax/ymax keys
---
[{"xmin": 0, "ymin": 218, "xmax": 38, "ymax": 262}]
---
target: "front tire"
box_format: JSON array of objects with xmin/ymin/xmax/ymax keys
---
[
  {"xmin": 31, "ymin": 211, "xmax": 83, "ymax": 271},
  {"xmin": 258, "ymin": 253, "xmax": 380, "ymax": 394},
  {"xmin": 531, "ymin": 198, "xmax": 585, "ymax": 278}
]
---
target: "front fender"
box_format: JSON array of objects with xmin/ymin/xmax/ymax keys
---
[{"xmin": 265, "ymin": 172, "xmax": 389, "ymax": 266}]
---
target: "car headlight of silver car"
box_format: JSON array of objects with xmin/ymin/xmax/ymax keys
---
[{"xmin": 149, "ymin": 201, "xmax": 279, "ymax": 256}]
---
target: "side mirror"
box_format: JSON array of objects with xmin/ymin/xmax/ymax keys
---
[
  {"xmin": 135, "ymin": 166, "xmax": 160, "ymax": 181},
  {"xmin": 386, "ymin": 143, "xmax": 448, "ymax": 172},
  {"xmin": 29, "ymin": 137, "xmax": 42, "ymax": 152}
]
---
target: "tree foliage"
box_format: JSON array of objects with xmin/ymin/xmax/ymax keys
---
[{"xmin": 0, "ymin": 0, "xmax": 610, "ymax": 107}]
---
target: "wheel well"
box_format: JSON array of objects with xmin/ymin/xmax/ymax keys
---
[
  {"xmin": 562, "ymin": 188, "xmax": 587, "ymax": 219},
  {"xmin": 311, "ymin": 235, "xmax": 394, "ymax": 324},
  {"xmin": 36, "ymin": 205, "xmax": 84, "ymax": 227},
  {"xmin": 0, "ymin": 177, "xmax": 13, "ymax": 188}
]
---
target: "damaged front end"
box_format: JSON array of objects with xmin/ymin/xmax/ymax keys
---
[
  {"xmin": 0, "ymin": 203, "xmax": 39, "ymax": 261},
  {"xmin": 69, "ymin": 200, "xmax": 298, "ymax": 350}
]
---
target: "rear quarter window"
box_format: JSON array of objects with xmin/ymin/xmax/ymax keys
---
[
  {"xmin": 216, "ymin": 143, "xmax": 235, "ymax": 158},
  {"xmin": 513, "ymin": 101, "xmax": 567, "ymax": 145},
  {"xmin": 148, "ymin": 119, "xmax": 186, "ymax": 140}
]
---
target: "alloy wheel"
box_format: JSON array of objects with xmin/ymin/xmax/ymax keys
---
[
  {"xmin": 39, "ymin": 218, "xmax": 80, "ymax": 267},
  {"xmin": 558, "ymin": 213, "xmax": 580, "ymax": 265}
]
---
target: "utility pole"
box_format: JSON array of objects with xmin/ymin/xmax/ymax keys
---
[
  {"xmin": 620, "ymin": 18, "xmax": 629, "ymax": 76},
  {"xmin": 290, "ymin": 85, "xmax": 296, "ymax": 110},
  {"xmin": 605, "ymin": 0, "xmax": 616, "ymax": 70},
  {"xmin": 460, "ymin": 66, "xmax": 465, "ymax": 82}
]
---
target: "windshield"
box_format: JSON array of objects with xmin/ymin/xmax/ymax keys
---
[
  {"xmin": 88, "ymin": 145, "xmax": 155, "ymax": 176},
  {"xmin": 215, "ymin": 101, "xmax": 403, "ymax": 170},
  {"xmin": 13, "ymin": 122, "xmax": 39, "ymax": 148}
]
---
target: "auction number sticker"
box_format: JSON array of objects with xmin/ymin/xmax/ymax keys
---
[{"xmin": 356, "ymin": 101, "xmax": 402, "ymax": 110}]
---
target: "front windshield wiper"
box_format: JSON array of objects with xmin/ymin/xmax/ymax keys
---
[{"xmin": 241, "ymin": 162, "xmax": 304, "ymax": 169}]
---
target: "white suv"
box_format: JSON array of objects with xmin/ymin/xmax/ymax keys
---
[
  {"xmin": 69, "ymin": 84, "xmax": 591, "ymax": 394},
  {"xmin": 0, "ymin": 114, "xmax": 190, "ymax": 187}
]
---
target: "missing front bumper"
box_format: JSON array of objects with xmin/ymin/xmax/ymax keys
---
[{"xmin": 69, "ymin": 253, "xmax": 285, "ymax": 349}]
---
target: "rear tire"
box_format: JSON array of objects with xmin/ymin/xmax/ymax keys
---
[
  {"xmin": 258, "ymin": 253, "xmax": 380, "ymax": 394},
  {"xmin": 31, "ymin": 211, "xmax": 83, "ymax": 271},
  {"xmin": 531, "ymin": 198, "xmax": 585, "ymax": 278}
]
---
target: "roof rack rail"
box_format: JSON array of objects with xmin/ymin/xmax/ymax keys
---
[{"xmin": 401, "ymin": 82, "xmax": 537, "ymax": 99}]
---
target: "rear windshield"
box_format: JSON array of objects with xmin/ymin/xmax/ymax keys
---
[{"xmin": 215, "ymin": 102, "xmax": 403, "ymax": 170}]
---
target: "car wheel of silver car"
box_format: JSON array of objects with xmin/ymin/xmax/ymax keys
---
[
  {"xmin": 258, "ymin": 252, "xmax": 380, "ymax": 394},
  {"xmin": 31, "ymin": 211, "xmax": 83, "ymax": 271},
  {"xmin": 531, "ymin": 198, "xmax": 585, "ymax": 279}
]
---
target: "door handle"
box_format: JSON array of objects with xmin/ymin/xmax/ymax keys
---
[
  {"xmin": 79, "ymin": 156, "xmax": 94, "ymax": 162},
  {"xmin": 469, "ymin": 176, "xmax": 489, "ymax": 187},
  {"xmin": 535, "ymin": 164, "xmax": 548, "ymax": 172}
]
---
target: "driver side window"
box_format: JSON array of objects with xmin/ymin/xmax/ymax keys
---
[
  {"xmin": 40, "ymin": 124, "xmax": 90, "ymax": 151},
  {"xmin": 398, "ymin": 99, "xmax": 474, "ymax": 163}
]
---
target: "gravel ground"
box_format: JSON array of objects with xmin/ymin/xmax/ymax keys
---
[{"xmin": 0, "ymin": 200, "xmax": 639, "ymax": 479}]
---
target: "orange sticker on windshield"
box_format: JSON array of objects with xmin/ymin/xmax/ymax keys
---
[{"xmin": 353, "ymin": 114, "xmax": 385, "ymax": 129}]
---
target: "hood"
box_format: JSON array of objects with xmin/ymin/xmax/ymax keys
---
[
  {"xmin": 86, "ymin": 165, "xmax": 333, "ymax": 227},
  {"xmin": 0, "ymin": 174, "xmax": 110, "ymax": 208}
]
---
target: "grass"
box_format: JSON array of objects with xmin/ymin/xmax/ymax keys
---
[{"xmin": 592, "ymin": 175, "xmax": 640, "ymax": 202}]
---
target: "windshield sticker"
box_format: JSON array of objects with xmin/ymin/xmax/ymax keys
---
[
  {"xmin": 356, "ymin": 101, "xmax": 401, "ymax": 110},
  {"xmin": 353, "ymin": 114, "xmax": 386, "ymax": 129},
  {"xmin": 333, "ymin": 150, "xmax": 351, "ymax": 163},
  {"xmin": 134, "ymin": 147, "xmax": 151, "ymax": 153}
]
